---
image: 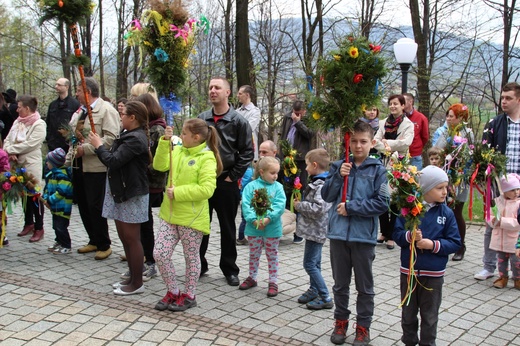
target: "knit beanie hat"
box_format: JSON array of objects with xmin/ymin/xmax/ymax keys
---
[
  {"xmin": 47, "ymin": 148, "xmax": 66, "ymax": 168},
  {"xmin": 500, "ymin": 174, "xmax": 520, "ymax": 193},
  {"xmin": 419, "ymin": 165, "xmax": 448, "ymax": 195}
]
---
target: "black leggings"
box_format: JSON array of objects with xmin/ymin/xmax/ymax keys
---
[
  {"xmin": 453, "ymin": 202, "xmax": 466, "ymax": 244},
  {"xmin": 379, "ymin": 204, "xmax": 398, "ymax": 241}
]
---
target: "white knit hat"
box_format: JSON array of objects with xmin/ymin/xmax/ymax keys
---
[{"xmin": 419, "ymin": 165, "xmax": 448, "ymax": 195}]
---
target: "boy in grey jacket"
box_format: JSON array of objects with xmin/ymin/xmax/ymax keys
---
[
  {"xmin": 294, "ymin": 148, "xmax": 333, "ymax": 310},
  {"xmin": 322, "ymin": 121, "xmax": 389, "ymax": 346}
]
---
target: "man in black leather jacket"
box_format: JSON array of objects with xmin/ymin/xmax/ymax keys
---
[
  {"xmin": 198, "ymin": 77, "xmax": 254, "ymax": 286},
  {"xmin": 46, "ymin": 78, "xmax": 80, "ymax": 152}
]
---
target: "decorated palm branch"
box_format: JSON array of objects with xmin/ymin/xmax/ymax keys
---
[
  {"xmin": 39, "ymin": 0, "xmax": 97, "ymax": 133},
  {"xmin": 387, "ymin": 154, "xmax": 430, "ymax": 307},
  {"xmin": 0, "ymin": 166, "xmax": 42, "ymax": 248},
  {"xmin": 124, "ymin": 0, "xmax": 209, "ymax": 124},
  {"xmin": 124, "ymin": 0, "xmax": 209, "ymax": 191},
  {"xmin": 250, "ymin": 188, "xmax": 273, "ymax": 228},
  {"xmin": 308, "ymin": 35, "xmax": 387, "ymax": 202}
]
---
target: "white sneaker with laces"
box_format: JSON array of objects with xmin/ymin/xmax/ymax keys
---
[{"xmin": 474, "ymin": 269, "xmax": 494, "ymax": 280}]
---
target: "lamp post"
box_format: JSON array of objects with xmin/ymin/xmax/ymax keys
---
[{"xmin": 393, "ymin": 38, "xmax": 418, "ymax": 94}]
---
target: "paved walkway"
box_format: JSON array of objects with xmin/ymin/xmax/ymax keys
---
[{"xmin": 0, "ymin": 205, "xmax": 518, "ymax": 345}]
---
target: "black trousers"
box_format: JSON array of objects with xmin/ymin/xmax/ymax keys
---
[
  {"xmin": 24, "ymin": 197, "xmax": 44, "ymax": 230},
  {"xmin": 400, "ymin": 274, "xmax": 443, "ymax": 346},
  {"xmin": 379, "ymin": 204, "xmax": 398, "ymax": 240},
  {"xmin": 199, "ymin": 179, "xmax": 240, "ymax": 277},
  {"xmin": 73, "ymin": 160, "xmax": 110, "ymax": 251}
]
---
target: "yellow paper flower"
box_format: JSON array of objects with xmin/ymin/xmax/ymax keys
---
[
  {"xmin": 333, "ymin": 54, "xmax": 341, "ymax": 61},
  {"xmin": 312, "ymin": 112, "xmax": 321, "ymax": 120},
  {"xmin": 348, "ymin": 46, "xmax": 359, "ymax": 58},
  {"xmin": 17, "ymin": 176, "xmax": 24, "ymax": 183}
]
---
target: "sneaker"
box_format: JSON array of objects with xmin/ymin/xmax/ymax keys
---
[
  {"xmin": 121, "ymin": 265, "xmax": 150, "ymax": 280},
  {"xmin": 331, "ymin": 319, "xmax": 349, "ymax": 345},
  {"xmin": 168, "ymin": 293, "xmax": 197, "ymax": 312},
  {"xmin": 293, "ymin": 235, "xmax": 304, "ymax": 244},
  {"xmin": 474, "ymin": 269, "xmax": 494, "ymax": 280},
  {"xmin": 2, "ymin": 236, "xmax": 9, "ymax": 247},
  {"xmin": 493, "ymin": 276, "xmax": 509, "ymax": 288},
  {"xmin": 155, "ymin": 291, "xmax": 177, "ymax": 311},
  {"xmin": 306, "ymin": 296, "xmax": 334, "ymax": 310},
  {"xmin": 236, "ymin": 238, "xmax": 248, "ymax": 245},
  {"xmin": 353, "ymin": 325, "xmax": 370, "ymax": 346},
  {"xmin": 267, "ymin": 282, "xmax": 278, "ymax": 297},
  {"xmin": 52, "ymin": 246, "xmax": 72, "ymax": 255},
  {"xmin": 143, "ymin": 263, "xmax": 157, "ymax": 282},
  {"xmin": 239, "ymin": 276, "xmax": 257, "ymax": 290},
  {"xmin": 48, "ymin": 242, "xmax": 60, "ymax": 252},
  {"xmin": 297, "ymin": 288, "xmax": 318, "ymax": 303}
]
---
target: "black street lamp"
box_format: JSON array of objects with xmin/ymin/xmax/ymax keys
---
[{"xmin": 393, "ymin": 38, "xmax": 418, "ymax": 94}]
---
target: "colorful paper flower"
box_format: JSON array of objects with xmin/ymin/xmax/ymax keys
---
[
  {"xmin": 2, "ymin": 182, "xmax": 11, "ymax": 191},
  {"xmin": 154, "ymin": 48, "xmax": 169, "ymax": 62},
  {"xmin": 349, "ymin": 47, "xmax": 359, "ymax": 58},
  {"xmin": 353, "ymin": 73, "xmax": 363, "ymax": 84}
]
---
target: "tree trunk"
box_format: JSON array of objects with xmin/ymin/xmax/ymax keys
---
[
  {"xmin": 224, "ymin": 0, "xmax": 233, "ymax": 87},
  {"xmin": 235, "ymin": 0, "xmax": 256, "ymax": 104},
  {"xmin": 409, "ymin": 0, "xmax": 431, "ymax": 119},
  {"xmin": 98, "ymin": 0, "xmax": 105, "ymax": 97}
]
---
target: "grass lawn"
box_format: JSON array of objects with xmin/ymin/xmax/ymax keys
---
[{"xmin": 463, "ymin": 192, "xmax": 485, "ymax": 223}]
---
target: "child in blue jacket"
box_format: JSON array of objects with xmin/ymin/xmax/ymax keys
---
[
  {"xmin": 394, "ymin": 165, "xmax": 461, "ymax": 346},
  {"xmin": 321, "ymin": 121, "xmax": 389, "ymax": 345},
  {"xmin": 43, "ymin": 148, "xmax": 73, "ymax": 254}
]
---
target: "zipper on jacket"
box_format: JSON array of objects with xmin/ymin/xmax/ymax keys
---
[{"xmin": 187, "ymin": 201, "xmax": 204, "ymax": 228}]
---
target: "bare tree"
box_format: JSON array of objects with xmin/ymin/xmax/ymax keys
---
[
  {"xmin": 251, "ymin": 0, "xmax": 296, "ymax": 140},
  {"xmin": 483, "ymin": 0, "xmax": 519, "ymax": 89},
  {"xmin": 235, "ymin": 0, "xmax": 256, "ymax": 102}
]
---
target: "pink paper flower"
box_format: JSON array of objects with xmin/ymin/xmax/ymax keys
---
[
  {"xmin": 401, "ymin": 208, "xmax": 409, "ymax": 216},
  {"xmin": 2, "ymin": 182, "xmax": 11, "ymax": 191},
  {"xmin": 406, "ymin": 195, "xmax": 415, "ymax": 203}
]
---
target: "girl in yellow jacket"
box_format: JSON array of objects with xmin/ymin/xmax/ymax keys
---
[{"xmin": 152, "ymin": 118, "xmax": 222, "ymax": 312}]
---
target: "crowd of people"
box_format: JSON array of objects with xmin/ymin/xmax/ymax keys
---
[{"xmin": 1, "ymin": 77, "xmax": 520, "ymax": 346}]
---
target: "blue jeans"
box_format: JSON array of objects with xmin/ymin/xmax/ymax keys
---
[
  {"xmin": 53, "ymin": 214, "xmax": 71, "ymax": 248},
  {"xmin": 238, "ymin": 207, "xmax": 246, "ymax": 240},
  {"xmin": 303, "ymin": 240, "xmax": 330, "ymax": 298},
  {"xmin": 410, "ymin": 155, "xmax": 423, "ymax": 170},
  {"xmin": 483, "ymin": 225, "xmax": 497, "ymax": 273}
]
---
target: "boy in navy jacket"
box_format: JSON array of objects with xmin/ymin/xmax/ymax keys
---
[
  {"xmin": 394, "ymin": 165, "xmax": 461, "ymax": 346},
  {"xmin": 322, "ymin": 121, "xmax": 389, "ymax": 345}
]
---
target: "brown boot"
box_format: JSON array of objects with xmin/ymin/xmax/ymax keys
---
[
  {"xmin": 515, "ymin": 279, "xmax": 520, "ymax": 290},
  {"xmin": 493, "ymin": 276, "xmax": 509, "ymax": 288},
  {"xmin": 18, "ymin": 224, "xmax": 34, "ymax": 237},
  {"xmin": 29, "ymin": 229, "xmax": 44, "ymax": 242}
]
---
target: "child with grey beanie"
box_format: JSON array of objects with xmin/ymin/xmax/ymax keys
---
[{"xmin": 393, "ymin": 164, "xmax": 461, "ymax": 346}]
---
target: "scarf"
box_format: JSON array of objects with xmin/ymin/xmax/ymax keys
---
[
  {"xmin": 360, "ymin": 117, "xmax": 379, "ymax": 131},
  {"xmin": 384, "ymin": 114, "xmax": 403, "ymax": 140},
  {"xmin": 9, "ymin": 111, "xmax": 41, "ymax": 143}
]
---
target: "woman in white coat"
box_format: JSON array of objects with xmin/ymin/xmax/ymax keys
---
[
  {"xmin": 373, "ymin": 94, "xmax": 414, "ymax": 249},
  {"xmin": 4, "ymin": 95, "xmax": 46, "ymax": 242}
]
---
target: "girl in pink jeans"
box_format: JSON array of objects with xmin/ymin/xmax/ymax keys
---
[{"xmin": 152, "ymin": 119, "xmax": 222, "ymax": 311}]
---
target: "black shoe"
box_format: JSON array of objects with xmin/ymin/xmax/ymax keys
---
[
  {"xmin": 293, "ymin": 235, "xmax": 304, "ymax": 244},
  {"xmin": 200, "ymin": 267, "xmax": 209, "ymax": 277},
  {"xmin": 225, "ymin": 274, "xmax": 239, "ymax": 286},
  {"xmin": 452, "ymin": 244, "xmax": 465, "ymax": 261}
]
